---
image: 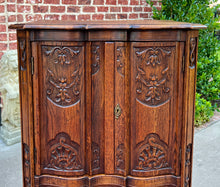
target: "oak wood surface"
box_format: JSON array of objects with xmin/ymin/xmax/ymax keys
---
[{"xmin": 13, "ymin": 21, "xmax": 203, "ymax": 187}]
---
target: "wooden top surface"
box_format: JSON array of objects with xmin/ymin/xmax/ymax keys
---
[{"xmin": 9, "ymin": 20, "xmax": 206, "ymax": 30}]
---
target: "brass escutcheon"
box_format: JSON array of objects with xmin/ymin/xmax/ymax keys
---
[{"xmin": 114, "ymin": 104, "xmax": 122, "ymax": 119}]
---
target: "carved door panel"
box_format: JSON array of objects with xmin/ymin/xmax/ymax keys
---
[
  {"xmin": 32, "ymin": 42, "xmax": 86, "ymax": 177},
  {"xmin": 130, "ymin": 42, "xmax": 184, "ymax": 177}
]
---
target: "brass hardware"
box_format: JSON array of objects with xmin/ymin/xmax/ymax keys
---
[{"xmin": 114, "ymin": 104, "xmax": 122, "ymax": 119}]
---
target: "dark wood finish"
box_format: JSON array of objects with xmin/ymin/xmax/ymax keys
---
[{"xmin": 11, "ymin": 20, "xmax": 204, "ymax": 187}]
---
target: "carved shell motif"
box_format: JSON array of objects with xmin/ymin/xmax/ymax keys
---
[
  {"xmin": 135, "ymin": 133, "xmax": 169, "ymax": 171},
  {"xmin": 46, "ymin": 133, "xmax": 82, "ymax": 171}
]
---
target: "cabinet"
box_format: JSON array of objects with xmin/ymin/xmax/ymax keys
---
[{"xmin": 10, "ymin": 20, "xmax": 205, "ymax": 187}]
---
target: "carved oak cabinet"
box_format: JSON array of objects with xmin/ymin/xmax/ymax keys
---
[{"xmin": 10, "ymin": 20, "xmax": 205, "ymax": 187}]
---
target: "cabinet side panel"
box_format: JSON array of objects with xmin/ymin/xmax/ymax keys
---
[
  {"xmin": 35, "ymin": 42, "xmax": 85, "ymax": 176},
  {"xmin": 17, "ymin": 30, "xmax": 34, "ymax": 187},
  {"xmin": 130, "ymin": 42, "xmax": 182, "ymax": 177},
  {"xmin": 181, "ymin": 31, "xmax": 199, "ymax": 187},
  {"xmin": 91, "ymin": 42, "xmax": 105, "ymax": 174}
]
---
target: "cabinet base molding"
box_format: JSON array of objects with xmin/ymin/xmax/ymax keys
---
[{"xmin": 34, "ymin": 175, "xmax": 180, "ymax": 186}]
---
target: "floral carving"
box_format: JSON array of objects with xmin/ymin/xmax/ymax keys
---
[
  {"xmin": 44, "ymin": 45, "xmax": 82, "ymax": 106},
  {"xmin": 135, "ymin": 47, "xmax": 173, "ymax": 106},
  {"xmin": 19, "ymin": 39, "xmax": 26, "ymax": 71},
  {"xmin": 92, "ymin": 45, "xmax": 100, "ymax": 75},
  {"xmin": 135, "ymin": 133, "xmax": 169, "ymax": 171},
  {"xmin": 92, "ymin": 142, "xmax": 100, "ymax": 170},
  {"xmin": 190, "ymin": 38, "xmax": 197, "ymax": 68},
  {"xmin": 185, "ymin": 144, "xmax": 192, "ymax": 187},
  {"xmin": 116, "ymin": 47, "xmax": 126, "ymax": 76},
  {"xmin": 44, "ymin": 46, "xmax": 80, "ymax": 65},
  {"xmin": 47, "ymin": 132, "xmax": 82, "ymax": 171},
  {"xmin": 136, "ymin": 47, "xmax": 171, "ymax": 67},
  {"xmin": 116, "ymin": 144, "xmax": 125, "ymax": 171},
  {"xmin": 23, "ymin": 143, "xmax": 31, "ymax": 187}
]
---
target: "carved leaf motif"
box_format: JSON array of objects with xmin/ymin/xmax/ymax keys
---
[
  {"xmin": 190, "ymin": 38, "xmax": 196, "ymax": 68},
  {"xmin": 116, "ymin": 144, "xmax": 125, "ymax": 171},
  {"xmin": 23, "ymin": 143, "xmax": 31, "ymax": 187},
  {"xmin": 44, "ymin": 46, "xmax": 80, "ymax": 65},
  {"xmin": 135, "ymin": 133, "xmax": 169, "ymax": 171},
  {"xmin": 116, "ymin": 47, "xmax": 126, "ymax": 76},
  {"xmin": 92, "ymin": 142, "xmax": 100, "ymax": 170},
  {"xmin": 185, "ymin": 144, "xmax": 192, "ymax": 187},
  {"xmin": 135, "ymin": 47, "xmax": 173, "ymax": 106},
  {"xmin": 47, "ymin": 133, "xmax": 82, "ymax": 171},
  {"xmin": 92, "ymin": 45, "xmax": 100, "ymax": 75}
]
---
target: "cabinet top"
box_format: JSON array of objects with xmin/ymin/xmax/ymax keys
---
[{"xmin": 9, "ymin": 20, "xmax": 206, "ymax": 30}]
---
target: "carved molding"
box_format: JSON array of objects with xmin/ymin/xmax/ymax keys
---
[
  {"xmin": 135, "ymin": 133, "xmax": 169, "ymax": 171},
  {"xmin": 43, "ymin": 46, "xmax": 82, "ymax": 106},
  {"xmin": 189, "ymin": 38, "xmax": 197, "ymax": 68},
  {"xmin": 116, "ymin": 47, "xmax": 126, "ymax": 77},
  {"xmin": 92, "ymin": 142, "xmax": 100, "ymax": 170},
  {"xmin": 19, "ymin": 39, "xmax": 26, "ymax": 71},
  {"xmin": 92, "ymin": 45, "xmax": 100, "ymax": 75},
  {"xmin": 185, "ymin": 144, "xmax": 192, "ymax": 187},
  {"xmin": 23, "ymin": 143, "xmax": 31, "ymax": 187},
  {"xmin": 46, "ymin": 132, "xmax": 82, "ymax": 171},
  {"xmin": 116, "ymin": 143, "xmax": 125, "ymax": 171},
  {"xmin": 135, "ymin": 47, "xmax": 173, "ymax": 106},
  {"xmin": 44, "ymin": 46, "xmax": 80, "ymax": 65}
]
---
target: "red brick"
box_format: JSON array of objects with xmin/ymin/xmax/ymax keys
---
[
  {"xmin": 17, "ymin": 0, "xmax": 24, "ymax": 3},
  {"xmin": 129, "ymin": 13, "xmax": 138, "ymax": 19},
  {"xmin": 7, "ymin": 4, "xmax": 15, "ymax": 12},
  {"xmin": 83, "ymin": 6, "xmax": 95, "ymax": 12},
  {"xmin": 9, "ymin": 33, "xmax": 16, "ymax": 41},
  {"xmin": 0, "ymin": 34, "xmax": 7, "ymax": 41},
  {"xmin": 133, "ymin": 7, "xmax": 142, "ymax": 12},
  {"xmin": 117, "ymin": 14, "xmax": 127, "ymax": 19},
  {"xmin": 0, "ymin": 16, "xmax": 6, "ymax": 23},
  {"xmin": 144, "ymin": 7, "xmax": 152, "ymax": 12},
  {"xmin": 122, "ymin": 7, "xmax": 132, "ymax": 12},
  {"xmin": 140, "ymin": 0, "xmax": 147, "ymax": 5},
  {"xmin": 93, "ymin": 0, "xmax": 104, "ymax": 5},
  {"xmin": 140, "ymin": 13, "xmax": 149, "ymax": 18},
  {"xmin": 17, "ymin": 14, "xmax": 24, "ymax": 22},
  {"xmin": 110, "ymin": 7, "xmax": 121, "ymax": 12},
  {"xmin": 26, "ymin": 14, "xmax": 43, "ymax": 22},
  {"xmin": 92, "ymin": 14, "xmax": 104, "ymax": 20},
  {"xmin": 0, "ymin": 5, "xmax": 5, "ymax": 13},
  {"xmin": 78, "ymin": 0, "xmax": 91, "ymax": 5},
  {"xmin": 17, "ymin": 5, "xmax": 31, "ymax": 13},
  {"xmin": 61, "ymin": 15, "xmax": 76, "ymax": 20},
  {"xmin": 118, "ymin": 0, "xmax": 128, "ymax": 5},
  {"xmin": 78, "ymin": 14, "xmax": 91, "ymax": 20},
  {"xmin": 26, "ymin": 0, "xmax": 42, "ymax": 3},
  {"xmin": 44, "ymin": 14, "xmax": 60, "ymax": 20},
  {"xmin": 9, "ymin": 42, "xmax": 17, "ymax": 50},
  {"xmin": 0, "ymin": 25, "xmax": 6, "ymax": 32},
  {"xmin": 51, "ymin": 6, "xmax": 65, "ymax": 13},
  {"xmin": 97, "ymin": 7, "xmax": 108, "ymax": 12},
  {"xmin": 7, "ymin": 0, "xmax": 15, "ymax": 2},
  {"xmin": 0, "ymin": 0, "xmax": 5, "ymax": 3},
  {"xmin": 8, "ymin": 15, "xmax": 16, "ymax": 22},
  {"xmin": 106, "ymin": 0, "xmax": 116, "ymax": 5},
  {"xmin": 67, "ymin": 6, "xmax": 80, "ymax": 13},
  {"xmin": 33, "ymin": 6, "xmax": 48, "ymax": 13},
  {"xmin": 130, "ymin": 0, "xmax": 139, "ymax": 5},
  {"xmin": 0, "ymin": 52, "xmax": 4, "ymax": 60},
  {"xmin": 44, "ymin": 0, "xmax": 60, "ymax": 4},
  {"xmin": 0, "ymin": 43, "xmax": 7, "ymax": 51},
  {"xmin": 62, "ymin": 0, "xmax": 76, "ymax": 4},
  {"xmin": 105, "ymin": 14, "xmax": 116, "ymax": 19}
]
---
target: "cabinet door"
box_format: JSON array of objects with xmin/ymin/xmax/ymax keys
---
[
  {"xmin": 32, "ymin": 42, "xmax": 86, "ymax": 176},
  {"xmin": 130, "ymin": 42, "xmax": 184, "ymax": 177}
]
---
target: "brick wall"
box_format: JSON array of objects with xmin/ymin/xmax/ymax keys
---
[{"xmin": 0, "ymin": 0, "xmax": 160, "ymax": 60}]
